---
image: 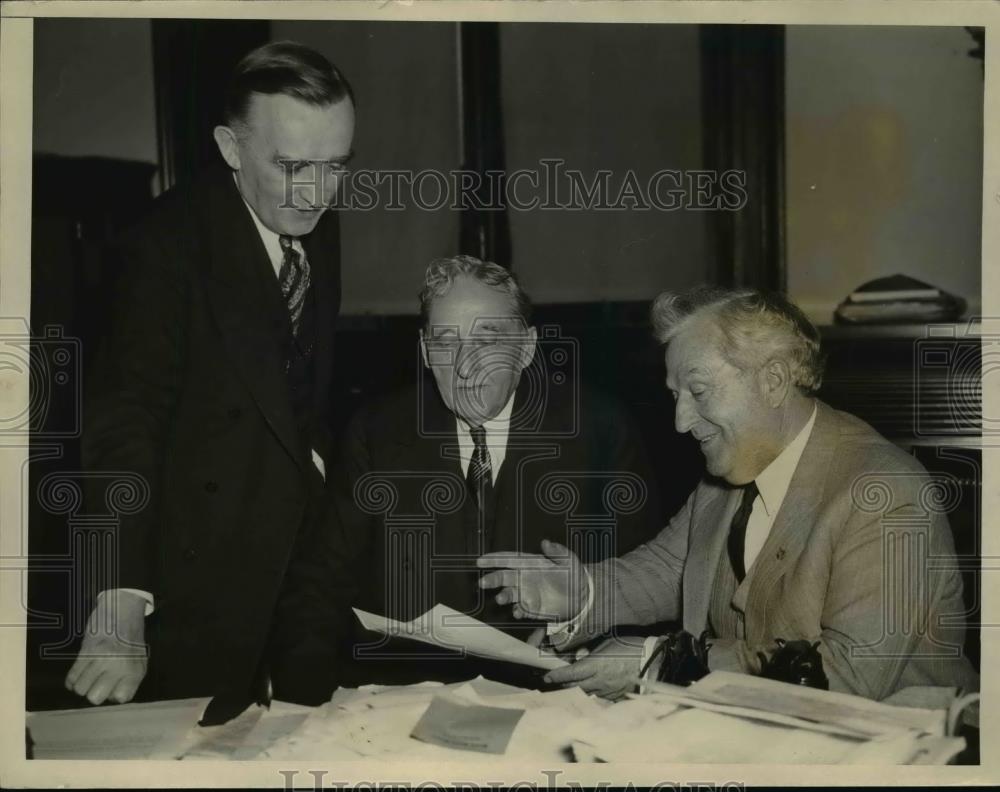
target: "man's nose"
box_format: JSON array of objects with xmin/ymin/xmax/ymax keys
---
[
  {"xmin": 321, "ymin": 171, "xmax": 342, "ymax": 204},
  {"xmin": 674, "ymin": 394, "xmax": 698, "ymax": 435},
  {"xmin": 455, "ymin": 346, "xmax": 482, "ymax": 380},
  {"xmin": 292, "ymin": 185, "xmax": 319, "ymax": 210}
]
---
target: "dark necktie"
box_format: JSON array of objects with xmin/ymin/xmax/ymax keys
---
[
  {"xmin": 467, "ymin": 425, "xmax": 493, "ymax": 507},
  {"xmin": 278, "ymin": 234, "xmax": 310, "ymax": 335},
  {"xmin": 727, "ymin": 481, "xmax": 759, "ymax": 583}
]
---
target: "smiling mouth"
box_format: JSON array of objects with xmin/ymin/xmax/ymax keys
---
[{"xmin": 697, "ymin": 433, "xmax": 717, "ymax": 446}]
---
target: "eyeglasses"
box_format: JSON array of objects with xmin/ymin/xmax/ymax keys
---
[
  {"xmin": 281, "ymin": 156, "xmax": 354, "ymax": 178},
  {"xmin": 423, "ymin": 334, "xmax": 529, "ymax": 363}
]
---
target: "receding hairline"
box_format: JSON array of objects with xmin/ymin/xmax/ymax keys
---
[
  {"xmin": 232, "ymin": 91, "xmax": 353, "ymax": 127},
  {"xmin": 424, "ymin": 273, "xmax": 524, "ymax": 323}
]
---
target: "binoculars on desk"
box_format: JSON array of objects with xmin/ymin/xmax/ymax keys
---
[
  {"xmin": 757, "ymin": 638, "xmax": 829, "ymax": 690},
  {"xmin": 650, "ymin": 632, "xmax": 829, "ymax": 691}
]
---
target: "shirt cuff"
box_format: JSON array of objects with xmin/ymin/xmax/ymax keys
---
[
  {"xmin": 98, "ymin": 588, "xmax": 155, "ymax": 617},
  {"xmin": 639, "ymin": 635, "xmax": 662, "ymax": 680},
  {"xmin": 311, "ymin": 449, "xmax": 326, "ymax": 481},
  {"xmin": 545, "ymin": 565, "xmax": 594, "ymax": 640}
]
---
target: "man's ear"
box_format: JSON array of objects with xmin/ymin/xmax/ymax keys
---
[
  {"xmin": 518, "ymin": 326, "xmax": 538, "ymax": 371},
  {"xmin": 762, "ymin": 357, "xmax": 792, "ymax": 408},
  {"xmin": 213, "ymin": 125, "xmax": 242, "ymax": 170}
]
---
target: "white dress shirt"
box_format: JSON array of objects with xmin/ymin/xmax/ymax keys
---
[
  {"xmin": 97, "ymin": 182, "xmax": 327, "ymax": 616},
  {"xmin": 743, "ymin": 403, "xmax": 817, "ymax": 574}
]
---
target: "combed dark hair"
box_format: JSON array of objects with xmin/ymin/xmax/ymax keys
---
[
  {"xmin": 650, "ymin": 286, "xmax": 826, "ymax": 395},
  {"xmin": 224, "ymin": 40, "xmax": 354, "ymax": 127},
  {"xmin": 419, "ymin": 255, "xmax": 533, "ymax": 328}
]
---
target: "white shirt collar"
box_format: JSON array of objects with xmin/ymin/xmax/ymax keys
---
[{"xmin": 753, "ymin": 403, "xmax": 818, "ymax": 517}]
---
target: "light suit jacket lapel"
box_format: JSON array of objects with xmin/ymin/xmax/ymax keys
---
[
  {"xmin": 740, "ymin": 401, "xmax": 839, "ymax": 642},
  {"xmin": 682, "ymin": 401, "xmax": 840, "ymax": 637},
  {"xmin": 682, "ymin": 482, "xmax": 741, "ymax": 635}
]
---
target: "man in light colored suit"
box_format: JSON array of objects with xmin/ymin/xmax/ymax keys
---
[{"xmin": 479, "ymin": 287, "xmax": 979, "ymax": 702}]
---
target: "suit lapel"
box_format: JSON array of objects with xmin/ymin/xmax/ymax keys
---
[
  {"xmin": 200, "ymin": 168, "xmax": 306, "ymax": 471},
  {"xmin": 742, "ymin": 401, "xmax": 840, "ymax": 642},
  {"xmin": 683, "ymin": 482, "xmax": 740, "ymax": 635},
  {"xmin": 413, "ymin": 383, "xmax": 472, "ymax": 558},
  {"xmin": 491, "ymin": 375, "xmax": 561, "ymax": 553},
  {"xmin": 302, "ymin": 212, "xmax": 340, "ymax": 422}
]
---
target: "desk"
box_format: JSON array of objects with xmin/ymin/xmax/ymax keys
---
[{"xmin": 26, "ymin": 674, "xmax": 968, "ymax": 765}]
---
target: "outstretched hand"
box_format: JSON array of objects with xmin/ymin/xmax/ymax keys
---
[{"xmin": 477, "ymin": 539, "xmax": 588, "ymax": 622}]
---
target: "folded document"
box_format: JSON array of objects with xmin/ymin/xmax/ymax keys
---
[{"xmin": 353, "ymin": 604, "xmax": 568, "ymax": 671}]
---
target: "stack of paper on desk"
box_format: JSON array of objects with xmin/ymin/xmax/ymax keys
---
[
  {"xmin": 27, "ymin": 698, "xmax": 209, "ymax": 759},
  {"xmin": 353, "ymin": 604, "xmax": 568, "ymax": 671},
  {"xmin": 256, "ymin": 676, "xmax": 605, "ymax": 761},
  {"xmin": 644, "ymin": 671, "xmax": 947, "ymax": 738},
  {"xmin": 569, "ymin": 701, "xmax": 963, "ymax": 764},
  {"xmin": 567, "ymin": 671, "xmax": 961, "ymax": 764}
]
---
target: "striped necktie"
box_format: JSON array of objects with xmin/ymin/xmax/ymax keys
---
[
  {"xmin": 727, "ymin": 481, "xmax": 759, "ymax": 583},
  {"xmin": 278, "ymin": 234, "xmax": 310, "ymax": 335},
  {"xmin": 467, "ymin": 425, "xmax": 493, "ymax": 507}
]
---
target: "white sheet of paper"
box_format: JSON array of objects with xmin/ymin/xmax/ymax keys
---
[{"xmin": 353, "ymin": 604, "xmax": 568, "ymax": 671}]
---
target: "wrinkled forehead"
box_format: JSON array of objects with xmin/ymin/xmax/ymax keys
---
[
  {"xmin": 664, "ymin": 317, "xmax": 728, "ymax": 386},
  {"xmin": 245, "ymin": 93, "xmax": 355, "ymax": 160},
  {"xmin": 425, "ymin": 279, "xmax": 526, "ymax": 336}
]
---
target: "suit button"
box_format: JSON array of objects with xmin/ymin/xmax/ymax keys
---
[
  {"xmin": 227, "ymin": 407, "xmax": 242, "ymax": 420},
  {"xmin": 182, "ymin": 547, "xmax": 196, "ymax": 561},
  {"xmin": 204, "ymin": 480, "xmax": 218, "ymax": 493}
]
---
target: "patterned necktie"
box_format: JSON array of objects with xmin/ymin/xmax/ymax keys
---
[
  {"xmin": 467, "ymin": 425, "xmax": 493, "ymax": 507},
  {"xmin": 278, "ymin": 234, "xmax": 311, "ymax": 335},
  {"xmin": 727, "ymin": 481, "xmax": 759, "ymax": 583}
]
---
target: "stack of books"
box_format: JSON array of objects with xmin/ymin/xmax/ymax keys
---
[{"xmin": 834, "ymin": 274, "xmax": 965, "ymax": 324}]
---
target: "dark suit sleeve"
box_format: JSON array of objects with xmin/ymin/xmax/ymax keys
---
[
  {"xmin": 81, "ymin": 230, "xmax": 190, "ymax": 594},
  {"xmin": 268, "ymin": 409, "xmax": 372, "ymax": 704}
]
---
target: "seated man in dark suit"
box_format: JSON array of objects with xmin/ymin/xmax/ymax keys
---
[{"xmin": 328, "ymin": 254, "xmax": 663, "ymax": 687}]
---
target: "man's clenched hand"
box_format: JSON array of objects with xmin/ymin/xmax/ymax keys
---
[
  {"xmin": 542, "ymin": 635, "xmax": 646, "ymax": 700},
  {"xmin": 65, "ymin": 590, "xmax": 148, "ymax": 705}
]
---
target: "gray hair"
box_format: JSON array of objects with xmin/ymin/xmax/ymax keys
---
[
  {"xmin": 650, "ymin": 286, "xmax": 825, "ymax": 395},
  {"xmin": 419, "ymin": 255, "xmax": 533, "ymax": 327}
]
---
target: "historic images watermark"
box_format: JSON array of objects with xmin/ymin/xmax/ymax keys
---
[{"xmin": 279, "ymin": 159, "xmax": 749, "ymax": 213}]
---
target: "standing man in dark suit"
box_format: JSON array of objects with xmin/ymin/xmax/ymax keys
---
[
  {"xmin": 325, "ymin": 255, "xmax": 662, "ymax": 687},
  {"xmin": 65, "ymin": 41, "xmax": 356, "ymax": 719}
]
